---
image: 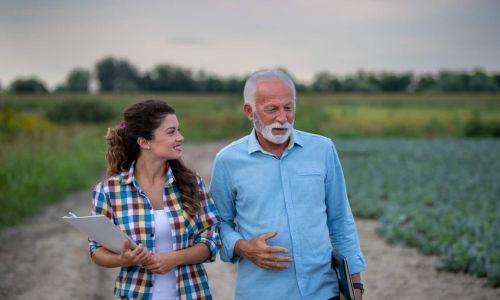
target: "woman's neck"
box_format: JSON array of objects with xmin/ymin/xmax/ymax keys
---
[{"xmin": 134, "ymin": 156, "xmax": 167, "ymax": 185}]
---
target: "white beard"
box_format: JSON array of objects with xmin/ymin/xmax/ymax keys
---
[{"xmin": 253, "ymin": 112, "xmax": 293, "ymax": 144}]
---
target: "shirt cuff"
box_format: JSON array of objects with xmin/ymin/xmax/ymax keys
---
[
  {"xmin": 220, "ymin": 231, "xmax": 244, "ymax": 263},
  {"xmin": 197, "ymin": 237, "xmax": 219, "ymax": 262},
  {"xmin": 89, "ymin": 240, "xmax": 100, "ymax": 257},
  {"xmin": 346, "ymin": 253, "xmax": 366, "ymax": 274}
]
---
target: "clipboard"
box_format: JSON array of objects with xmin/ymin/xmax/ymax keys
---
[
  {"xmin": 331, "ymin": 248, "xmax": 356, "ymax": 300},
  {"xmin": 62, "ymin": 212, "xmax": 137, "ymax": 254}
]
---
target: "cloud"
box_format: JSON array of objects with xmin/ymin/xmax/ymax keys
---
[{"xmin": 168, "ymin": 36, "xmax": 205, "ymax": 46}]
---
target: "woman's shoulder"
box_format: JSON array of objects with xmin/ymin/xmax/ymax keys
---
[{"xmin": 94, "ymin": 172, "xmax": 128, "ymax": 192}]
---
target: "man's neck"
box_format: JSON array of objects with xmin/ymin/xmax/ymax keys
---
[{"xmin": 255, "ymin": 131, "xmax": 290, "ymax": 159}]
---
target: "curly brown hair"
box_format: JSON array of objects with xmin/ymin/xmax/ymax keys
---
[{"xmin": 105, "ymin": 99, "xmax": 200, "ymax": 215}]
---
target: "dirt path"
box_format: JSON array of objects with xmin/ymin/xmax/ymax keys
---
[{"xmin": 1, "ymin": 142, "xmax": 498, "ymax": 300}]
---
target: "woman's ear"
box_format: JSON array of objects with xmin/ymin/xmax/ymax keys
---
[{"xmin": 137, "ymin": 137, "xmax": 151, "ymax": 150}]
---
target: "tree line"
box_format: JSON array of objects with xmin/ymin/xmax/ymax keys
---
[{"xmin": 4, "ymin": 56, "xmax": 500, "ymax": 94}]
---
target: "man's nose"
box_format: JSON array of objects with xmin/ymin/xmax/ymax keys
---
[{"xmin": 276, "ymin": 109, "xmax": 287, "ymax": 123}]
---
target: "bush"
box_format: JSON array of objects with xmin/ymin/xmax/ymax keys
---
[
  {"xmin": 0, "ymin": 107, "xmax": 56, "ymax": 141},
  {"xmin": 10, "ymin": 77, "xmax": 48, "ymax": 94},
  {"xmin": 465, "ymin": 115, "xmax": 500, "ymax": 137},
  {"xmin": 45, "ymin": 99, "xmax": 116, "ymax": 123}
]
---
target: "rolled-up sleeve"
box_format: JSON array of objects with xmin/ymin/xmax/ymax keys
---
[
  {"xmin": 89, "ymin": 182, "xmax": 114, "ymax": 256},
  {"xmin": 325, "ymin": 142, "xmax": 366, "ymax": 274},
  {"xmin": 194, "ymin": 176, "xmax": 221, "ymax": 262},
  {"xmin": 210, "ymin": 154, "xmax": 243, "ymax": 263}
]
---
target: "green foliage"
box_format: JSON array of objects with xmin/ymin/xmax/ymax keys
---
[
  {"xmin": 45, "ymin": 98, "xmax": 117, "ymax": 123},
  {"xmin": 0, "ymin": 126, "xmax": 105, "ymax": 228},
  {"xmin": 95, "ymin": 56, "xmax": 141, "ymax": 92},
  {"xmin": 310, "ymin": 69, "xmax": 500, "ymax": 93},
  {"xmin": 62, "ymin": 68, "xmax": 91, "ymax": 92},
  {"xmin": 464, "ymin": 113, "xmax": 500, "ymax": 137},
  {"xmin": 3, "ymin": 92, "xmax": 500, "ymax": 138},
  {"xmin": 0, "ymin": 106, "xmax": 57, "ymax": 140},
  {"xmin": 9, "ymin": 77, "xmax": 48, "ymax": 94},
  {"xmin": 338, "ymin": 139, "xmax": 500, "ymax": 286}
]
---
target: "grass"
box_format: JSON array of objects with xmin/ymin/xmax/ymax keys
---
[
  {"xmin": 3, "ymin": 92, "xmax": 500, "ymax": 139},
  {"xmin": 0, "ymin": 125, "xmax": 106, "ymax": 227}
]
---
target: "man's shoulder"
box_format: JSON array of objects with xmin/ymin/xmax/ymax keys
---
[
  {"xmin": 295, "ymin": 129, "xmax": 334, "ymax": 147},
  {"xmin": 215, "ymin": 135, "xmax": 249, "ymax": 159}
]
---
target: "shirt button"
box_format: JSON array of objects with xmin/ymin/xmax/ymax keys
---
[
  {"xmin": 150, "ymin": 233, "xmax": 154, "ymax": 237},
  {"xmin": 148, "ymin": 282, "xmax": 153, "ymax": 287}
]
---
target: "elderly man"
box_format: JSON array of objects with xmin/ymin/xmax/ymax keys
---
[{"xmin": 210, "ymin": 69, "xmax": 366, "ymax": 300}]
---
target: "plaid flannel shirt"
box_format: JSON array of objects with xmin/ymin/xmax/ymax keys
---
[{"xmin": 89, "ymin": 163, "xmax": 220, "ymax": 300}]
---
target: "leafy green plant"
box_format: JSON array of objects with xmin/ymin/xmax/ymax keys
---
[
  {"xmin": 45, "ymin": 98, "xmax": 116, "ymax": 123},
  {"xmin": 338, "ymin": 138, "xmax": 500, "ymax": 286}
]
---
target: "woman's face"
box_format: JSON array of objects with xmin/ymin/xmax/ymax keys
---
[{"xmin": 149, "ymin": 114, "xmax": 184, "ymax": 160}]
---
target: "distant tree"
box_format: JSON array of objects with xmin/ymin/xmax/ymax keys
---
[
  {"xmin": 10, "ymin": 77, "xmax": 48, "ymax": 94},
  {"xmin": 225, "ymin": 76, "xmax": 245, "ymax": 93},
  {"xmin": 340, "ymin": 71, "xmax": 379, "ymax": 93},
  {"xmin": 375, "ymin": 72, "xmax": 413, "ymax": 92},
  {"xmin": 146, "ymin": 64, "xmax": 195, "ymax": 91},
  {"xmin": 65, "ymin": 68, "xmax": 91, "ymax": 92},
  {"xmin": 95, "ymin": 57, "xmax": 140, "ymax": 92},
  {"xmin": 436, "ymin": 71, "xmax": 468, "ymax": 92},
  {"xmin": 196, "ymin": 71, "xmax": 224, "ymax": 92},
  {"xmin": 95, "ymin": 57, "xmax": 116, "ymax": 91},
  {"xmin": 414, "ymin": 74, "xmax": 438, "ymax": 92},
  {"xmin": 115, "ymin": 60, "xmax": 140, "ymax": 91},
  {"xmin": 468, "ymin": 69, "xmax": 498, "ymax": 91},
  {"xmin": 311, "ymin": 71, "xmax": 342, "ymax": 93},
  {"xmin": 492, "ymin": 73, "xmax": 500, "ymax": 88},
  {"xmin": 312, "ymin": 72, "xmax": 333, "ymax": 93}
]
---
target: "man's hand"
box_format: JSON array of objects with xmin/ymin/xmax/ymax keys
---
[
  {"xmin": 234, "ymin": 231, "xmax": 293, "ymax": 270},
  {"xmin": 354, "ymin": 288, "xmax": 363, "ymax": 300}
]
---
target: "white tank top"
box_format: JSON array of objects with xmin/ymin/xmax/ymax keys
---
[{"xmin": 152, "ymin": 209, "xmax": 176, "ymax": 300}]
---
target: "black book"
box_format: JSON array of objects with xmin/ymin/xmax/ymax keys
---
[{"xmin": 331, "ymin": 248, "xmax": 356, "ymax": 300}]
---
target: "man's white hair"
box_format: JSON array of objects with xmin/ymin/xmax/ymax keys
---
[{"xmin": 243, "ymin": 69, "xmax": 296, "ymax": 109}]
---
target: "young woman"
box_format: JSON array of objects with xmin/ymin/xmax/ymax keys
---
[{"xmin": 89, "ymin": 99, "xmax": 220, "ymax": 300}]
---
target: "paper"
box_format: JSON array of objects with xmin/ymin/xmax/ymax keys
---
[
  {"xmin": 331, "ymin": 248, "xmax": 356, "ymax": 300},
  {"xmin": 63, "ymin": 212, "xmax": 137, "ymax": 254}
]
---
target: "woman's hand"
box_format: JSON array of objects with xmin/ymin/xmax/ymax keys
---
[
  {"xmin": 119, "ymin": 240, "xmax": 151, "ymax": 267},
  {"xmin": 143, "ymin": 252, "xmax": 180, "ymax": 274}
]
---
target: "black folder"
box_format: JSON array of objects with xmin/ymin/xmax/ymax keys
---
[{"xmin": 331, "ymin": 248, "xmax": 356, "ymax": 300}]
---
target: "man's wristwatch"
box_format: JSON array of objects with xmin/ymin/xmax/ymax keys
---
[{"xmin": 352, "ymin": 282, "xmax": 364, "ymax": 295}]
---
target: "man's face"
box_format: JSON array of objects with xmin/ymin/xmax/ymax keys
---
[{"xmin": 246, "ymin": 79, "xmax": 295, "ymax": 145}]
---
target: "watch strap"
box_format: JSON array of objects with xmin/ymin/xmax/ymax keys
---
[{"xmin": 352, "ymin": 282, "xmax": 364, "ymax": 294}]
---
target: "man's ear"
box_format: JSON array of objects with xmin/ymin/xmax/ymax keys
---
[{"xmin": 243, "ymin": 103, "xmax": 254, "ymax": 121}]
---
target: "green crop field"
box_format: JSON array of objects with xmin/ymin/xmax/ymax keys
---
[
  {"xmin": 336, "ymin": 138, "xmax": 500, "ymax": 285},
  {"xmin": 1, "ymin": 92, "xmax": 499, "ymax": 285}
]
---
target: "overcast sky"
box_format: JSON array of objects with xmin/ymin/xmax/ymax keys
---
[{"xmin": 1, "ymin": 0, "xmax": 499, "ymax": 88}]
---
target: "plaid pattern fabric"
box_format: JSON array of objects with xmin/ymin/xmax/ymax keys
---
[{"xmin": 89, "ymin": 162, "xmax": 220, "ymax": 300}]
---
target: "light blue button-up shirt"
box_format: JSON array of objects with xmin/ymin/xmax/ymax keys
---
[{"xmin": 210, "ymin": 129, "xmax": 366, "ymax": 300}]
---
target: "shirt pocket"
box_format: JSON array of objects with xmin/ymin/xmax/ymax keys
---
[{"xmin": 292, "ymin": 171, "xmax": 326, "ymax": 210}]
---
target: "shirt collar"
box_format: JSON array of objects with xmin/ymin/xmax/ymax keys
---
[
  {"xmin": 120, "ymin": 162, "xmax": 135, "ymax": 185},
  {"xmin": 120, "ymin": 161, "xmax": 175, "ymax": 188},
  {"xmin": 248, "ymin": 128, "xmax": 303, "ymax": 155}
]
